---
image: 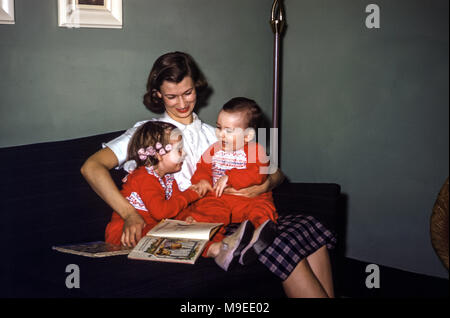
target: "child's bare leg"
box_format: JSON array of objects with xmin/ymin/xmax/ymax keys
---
[
  {"xmin": 282, "ymin": 258, "xmax": 329, "ymax": 298},
  {"xmin": 206, "ymin": 242, "xmax": 222, "ymax": 258},
  {"xmin": 203, "ymin": 227, "xmax": 227, "ymax": 258},
  {"xmin": 305, "ymin": 246, "xmax": 334, "ymax": 298}
]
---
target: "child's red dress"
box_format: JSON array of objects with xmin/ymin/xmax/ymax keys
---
[
  {"xmin": 176, "ymin": 141, "xmax": 278, "ymax": 256},
  {"xmin": 105, "ymin": 165, "xmax": 199, "ymax": 245}
]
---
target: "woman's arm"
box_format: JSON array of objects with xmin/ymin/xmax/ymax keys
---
[
  {"xmin": 223, "ymin": 167, "xmax": 285, "ymax": 198},
  {"xmin": 80, "ymin": 147, "xmax": 145, "ymax": 247}
]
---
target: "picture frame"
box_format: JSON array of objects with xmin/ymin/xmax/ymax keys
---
[
  {"xmin": 58, "ymin": 0, "xmax": 122, "ymax": 29},
  {"xmin": 0, "ymin": 0, "xmax": 15, "ymax": 24}
]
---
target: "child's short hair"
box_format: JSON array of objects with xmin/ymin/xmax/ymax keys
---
[
  {"xmin": 127, "ymin": 121, "xmax": 179, "ymax": 168},
  {"xmin": 222, "ymin": 97, "xmax": 262, "ymax": 130}
]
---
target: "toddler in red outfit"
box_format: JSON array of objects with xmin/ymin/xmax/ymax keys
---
[
  {"xmin": 105, "ymin": 121, "xmax": 202, "ymax": 246},
  {"xmin": 177, "ymin": 97, "xmax": 278, "ymax": 271}
]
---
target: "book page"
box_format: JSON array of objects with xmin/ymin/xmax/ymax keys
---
[
  {"xmin": 147, "ymin": 219, "xmax": 223, "ymax": 240},
  {"xmin": 128, "ymin": 235, "xmax": 207, "ymax": 264}
]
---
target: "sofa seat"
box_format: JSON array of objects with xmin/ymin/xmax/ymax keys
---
[{"xmin": 0, "ymin": 131, "xmax": 341, "ymax": 298}]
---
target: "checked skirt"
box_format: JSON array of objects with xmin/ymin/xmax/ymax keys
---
[{"xmin": 257, "ymin": 214, "xmax": 337, "ymax": 281}]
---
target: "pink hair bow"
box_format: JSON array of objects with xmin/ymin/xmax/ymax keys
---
[
  {"xmin": 155, "ymin": 142, "xmax": 173, "ymax": 156},
  {"xmin": 138, "ymin": 143, "xmax": 173, "ymax": 160},
  {"xmin": 137, "ymin": 146, "xmax": 156, "ymax": 161}
]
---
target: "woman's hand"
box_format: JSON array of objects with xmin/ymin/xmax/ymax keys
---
[
  {"xmin": 120, "ymin": 212, "xmax": 146, "ymax": 247},
  {"xmin": 213, "ymin": 175, "xmax": 229, "ymax": 197},
  {"xmin": 222, "ymin": 168, "xmax": 285, "ymax": 198},
  {"xmin": 223, "ymin": 179, "xmax": 269, "ymax": 198}
]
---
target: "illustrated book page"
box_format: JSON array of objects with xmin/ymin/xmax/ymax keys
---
[{"xmin": 127, "ymin": 219, "xmax": 223, "ymax": 264}]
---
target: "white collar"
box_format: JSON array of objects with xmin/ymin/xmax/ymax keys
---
[{"xmin": 160, "ymin": 112, "xmax": 202, "ymax": 131}]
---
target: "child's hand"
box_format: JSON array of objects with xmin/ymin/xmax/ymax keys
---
[
  {"xmin": 214, "ymin": 175, "xmax": 229, "ymax": 198},
  {"xmin": 189, "ymin": 184, "xmax": 203, "ymax": 197},
  {"xmin": 185, "ymin": 216, "xmax": 197, "ymax": 224},
  {"xmin": 191, "ymin": 180, "xmax": 213, "ymax": 197}
]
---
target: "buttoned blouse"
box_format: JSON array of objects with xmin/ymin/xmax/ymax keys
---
[{"xmin": 103, "ymin": 112, "xmax": 218, "ymax": 191}]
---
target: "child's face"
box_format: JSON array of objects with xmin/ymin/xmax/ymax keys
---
[
  {"xmin": 157, "ymin": 135, "xmax": 185, "ymax": 174},
  {"xmin": 215, "ymin": 110, "xmax": 254, "ymax": 152}
]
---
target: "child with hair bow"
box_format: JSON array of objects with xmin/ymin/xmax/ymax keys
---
[{"xmin": 104, "ymin": 121, "xmax": 203, "ymax": 246}]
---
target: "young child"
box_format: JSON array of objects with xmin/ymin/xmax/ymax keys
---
[
  {"xmin": 105, "ymin": 121, "xmax": 202, "ymax": 246},
  {"xmin": 177, "ymin": 97, "xmax": 278, "ymax": 271}
]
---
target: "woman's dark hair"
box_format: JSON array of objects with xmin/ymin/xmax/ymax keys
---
[
  {"xmin": 143, "ymin": 52, "xmax": 208, "ymax": 114},
  {"xmin": 222, "ymin": 97, "xmax": 263, "ymax": 130},
  {"xmin": 127, "ymin": 121, "xmax": 179, "ymax": 168}
]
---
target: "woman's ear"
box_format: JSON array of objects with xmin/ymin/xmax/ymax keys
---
[
  {"xmin": 155, "ymin": 90, "xmax": 162, "ymax": 99},
  {"xmin": 244, "ymin": 128, "xmax": 256, "ymax": 143}
]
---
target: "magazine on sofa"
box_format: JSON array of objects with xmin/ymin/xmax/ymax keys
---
[
  {"xmin": 52, "ymin": 241, "xmax": 132, "ymax": 257},
  {"xmin": 127, "ymin": 219, "xmax": 223, "ymax": 264}
]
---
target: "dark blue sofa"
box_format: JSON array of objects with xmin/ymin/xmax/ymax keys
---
[{"xmin": 0, "ymin": 131, "xmax": 342, "ymax": 298}]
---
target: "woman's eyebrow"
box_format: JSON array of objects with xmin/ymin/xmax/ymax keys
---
[{"xmin": 164, "ymin": 88, "xmax": 193, "ymax": 97}]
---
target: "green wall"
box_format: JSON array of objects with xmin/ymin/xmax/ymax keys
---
[
  {"xmin": 0, "ymin": 0, "xmax": 273, "ymax": 146},
  {"xmin": 1, "ymin": 0, "xmax": 448, "ymax": 279},
  {"xmin": 281, "ymin": 0, "xmax": 448, "ymax": 278}
]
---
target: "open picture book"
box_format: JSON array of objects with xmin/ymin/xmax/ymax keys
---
[{"xmin": 127, "ymin": 219, "xmax": 223, "ymax": 264}]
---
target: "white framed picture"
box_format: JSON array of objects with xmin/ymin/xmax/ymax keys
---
[
  {"xmin": 58, "ymin": 0, "xmax": 122, "ymax": 29},
  {"xmin": 0, "ymin": 0, "xmax": 15, "ymax": 24}
]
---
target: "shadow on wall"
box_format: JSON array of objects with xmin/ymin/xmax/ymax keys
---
[{"xmin": 194, "ymin": 86, "xmax": 214, "ymax": 115}]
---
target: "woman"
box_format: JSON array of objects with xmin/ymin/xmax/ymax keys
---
[{"xmin": 81, "ymin": 51, "xmax": 335, "ymax": 297}]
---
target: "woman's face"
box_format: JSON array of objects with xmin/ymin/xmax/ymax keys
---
[{"xmin": 157, "ymin": 76, "xmax": 197, "ymax": 124}]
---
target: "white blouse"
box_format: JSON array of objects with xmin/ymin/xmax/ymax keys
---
[{"xmin": 103, "ymin": 112, "xmax": 218, "ymax": 191}]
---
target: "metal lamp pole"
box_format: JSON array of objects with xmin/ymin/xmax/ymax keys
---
[
  {"xmin": 270, "ymin": 0, "xmax": 285, "ymax": 130},
  {"xmin": 269, "ymin": 0, "xmax": 285, "ymax": 171}
]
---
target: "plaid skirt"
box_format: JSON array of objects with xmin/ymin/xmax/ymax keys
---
[
  {"xmin": 224, "ymin": 214, "xmax": 336, "ymax": 281},
  {"xmin": 257, "ymin": 214, "xmax": 336, "ymax": 281}
]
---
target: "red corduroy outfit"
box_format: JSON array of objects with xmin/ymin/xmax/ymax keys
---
[
  {"xmin": 176, "ymin": 141, "xmax": 278, "ymax": 256},
  {"xmin": 105, "ymin": 165, "xmax": 199, "ymax": 245}
]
